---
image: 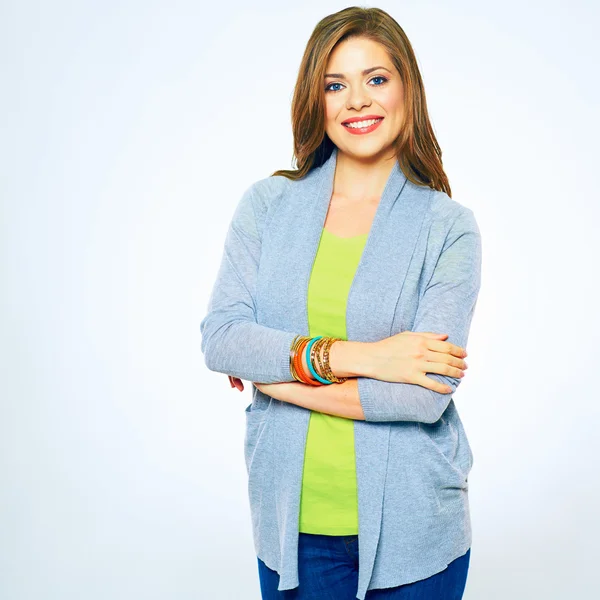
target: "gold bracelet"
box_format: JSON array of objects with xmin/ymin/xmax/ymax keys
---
[
  {"xmin": 311, "ymin": 336, "xmax": 329, "ymax": 381},
  {"xmin": 289, "ymin": 335, "xmax": 310, "ymax": 382},
  {"xmin": 322, "ymin": 337, "xmax": 347, "ymax": 383},
  {"xmin": 289, "ymin": 335, "xmax": 300, "ymax": 380},
  {"xmin": 290, "ymin": 335, "xmax": 322, "ymax": 384},
  {"xmin": 313, "ymin": 336, "xmax": 331, "ymax": 381}
]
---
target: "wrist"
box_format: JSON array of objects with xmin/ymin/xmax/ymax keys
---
[{"xmin": 329, "ymin": 340, "xmax": 372, "ymax": 378}]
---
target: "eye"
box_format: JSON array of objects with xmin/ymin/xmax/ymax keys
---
[
  {"xmin": 324, "ymin": 75, "xmax": 389, "ymax": 93},
  {"xmin": 325, "ymin": 82, "xmax": 343, "ymax": 93},
  {"xmin": 370, "ymin": 75, "xmax": 388, "ymax": 86}
]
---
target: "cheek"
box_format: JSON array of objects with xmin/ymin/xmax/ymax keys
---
[
  {"xmin": 324, "ymin": 97, "xmax": 343, "ymax": 123},
  {"xmin": 378, "ymin": 85, "xmax": 404, "ymax": 117}
]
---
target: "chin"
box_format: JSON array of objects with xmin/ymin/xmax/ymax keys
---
[{"xmin": 338, "ymin": 142, "xmax": 391, "ymax": 160}]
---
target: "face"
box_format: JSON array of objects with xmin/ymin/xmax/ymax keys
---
[{"xmin": 323, "ymin": 36, "xmax": 405, "ymax": 162}]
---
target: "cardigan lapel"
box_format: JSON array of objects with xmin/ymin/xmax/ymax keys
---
[
  {"xmin": 256, "ymin": 146, "xmax": 431, "ymax": 592},
  {"xmin": 344, "ymin": 151, "xmax": 430, "ymax": 591}
]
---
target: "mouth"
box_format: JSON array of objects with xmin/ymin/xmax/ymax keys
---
[{"xmin": 341, "ymin": 116, "xmax": 384, "ymax": 135}]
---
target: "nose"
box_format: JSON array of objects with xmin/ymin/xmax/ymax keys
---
[{"xmin": 346, "ymin": 86, "xmax": 371, "ymax": 111}]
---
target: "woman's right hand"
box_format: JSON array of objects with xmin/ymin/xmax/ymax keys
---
[{"xmin": 364, "ymin": 331, "xmax": 468, "ymax": 393}]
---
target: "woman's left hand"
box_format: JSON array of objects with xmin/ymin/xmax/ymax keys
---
[
  {"xmin": 227, "ymin": 377, "xmax": 301, "ymax": 404},
  {"xmin": 228, "ymin": 376, "xmax": 244, "ymax": 392}
]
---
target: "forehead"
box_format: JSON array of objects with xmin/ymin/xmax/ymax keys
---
[{"xmin": 326, "ymin": 37, "xmax": 391, "ymax": 72}]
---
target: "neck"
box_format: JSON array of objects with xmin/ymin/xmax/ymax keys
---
[{"xmin": 333, "ymin": 147, "xmax": 398, "ymax": 202}]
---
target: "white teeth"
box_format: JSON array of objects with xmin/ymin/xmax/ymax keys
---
[{"xmin": 344, "ymin": 118, "xmax": 382, "ymax": 129}]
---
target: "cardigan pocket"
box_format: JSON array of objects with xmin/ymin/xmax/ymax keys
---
[
  {"xmin": 417, "ymin": 418, "xmax": 470, "ymax": 490},
  {"xmin": 243, "ymin": 399, "xmax": 273, "ymax": 476}
]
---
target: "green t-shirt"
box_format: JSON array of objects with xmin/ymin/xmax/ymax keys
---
[{"xmin": 298, "ymin": 227, "xmax": 368, "ymax": 535}]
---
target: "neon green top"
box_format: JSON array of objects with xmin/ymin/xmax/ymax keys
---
[{"xmin": 298, "ymin": 227, "xmax": 369, "ymax": 535}]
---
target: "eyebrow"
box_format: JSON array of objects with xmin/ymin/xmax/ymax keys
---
[{"xmin": 324, "ymin": 66, "xmax": 392, "ymax": 79}]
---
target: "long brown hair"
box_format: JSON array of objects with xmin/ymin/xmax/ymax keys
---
[{"xmin": 271, "ymin": 6, "xmax": 452, "ymax": 197}]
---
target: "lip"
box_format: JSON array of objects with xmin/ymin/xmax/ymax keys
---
[
  {"xmin": 342, "ymin": 114, "xmax": 384, "ymax": 124},
  {"xmin": 342, "ymin": 116, "xmax": 384, "ymax": 136}
]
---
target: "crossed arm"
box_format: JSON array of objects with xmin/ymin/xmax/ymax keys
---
[
  {"xmin": 202, "ymin": 181, "xmax": 481, "ymax": 425},
  {"xmin": 232, "ymin": 208, "xmax": 481, "ymax": 424},
  {"xmin": 228, "ymin": 339, "xmax": 369, "ymax": 420},
  {"xmin": 254, "ymin": 377, "xmax": 367, "ymax": 420}
]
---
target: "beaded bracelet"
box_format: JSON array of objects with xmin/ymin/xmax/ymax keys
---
[
  {"xmin": 313, "ymin": 336, "xmax": 332, "ymax": 381},
  {"xmin": 320, "ymin": 337, "xmax": 348, "ymax": 383}
]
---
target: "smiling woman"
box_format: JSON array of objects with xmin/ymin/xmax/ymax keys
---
[
  {"xmin": 323, "ymin": 41, "xmax": 405, "ymax": 151},
  {"xmin": 200, "ymin": 6, "xmax": 480, "ymax": 600}
]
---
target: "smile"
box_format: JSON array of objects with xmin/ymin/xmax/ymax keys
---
[{"xmin": 342, "ymin": 117, "xmax": 384, "ymax": 135}]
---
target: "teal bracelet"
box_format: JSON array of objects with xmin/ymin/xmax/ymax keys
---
[{"xmin": 305, "ymin": 336, "xmax": 332, "ymax": 385}]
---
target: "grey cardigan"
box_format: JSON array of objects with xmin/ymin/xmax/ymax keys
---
[{"xmin": 200, "ymin": 147, "xmax": 482, "ymax": 598}]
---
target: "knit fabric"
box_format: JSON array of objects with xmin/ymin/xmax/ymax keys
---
[{"xmin": 200, "ymin": 147, "xmax": 482, "ymax": 599}]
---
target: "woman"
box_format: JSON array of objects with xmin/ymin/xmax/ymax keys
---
[{"xmin": 200, "ymin": 6, "xmax": 481, "ymax": 599}]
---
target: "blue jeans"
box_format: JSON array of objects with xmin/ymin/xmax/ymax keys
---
[{"xmin": 257, "ymin": 533, "xmax": 470, "ymax": 599}]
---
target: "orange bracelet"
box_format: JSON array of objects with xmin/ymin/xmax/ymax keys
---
[
  {"xmin": 294, "ymin": 337, "xmax": 322, "ymax": 385},
  {"xmin": 289, "ymin": 335, "xmax": 312, "ymax": 383}
]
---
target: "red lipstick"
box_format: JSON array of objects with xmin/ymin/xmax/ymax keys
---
[
  {"xmin": 342, "ymin": 114, "xmax": 384, "ymax": 124},
  {"xmin": 341, "ymin": 115, "xmax": 384, "ymax": 135}
]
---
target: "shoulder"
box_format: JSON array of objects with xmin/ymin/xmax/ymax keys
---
[
  {"xmin": 231, "ymin": 174, "xmax": 290, "ymax": 237},
  {"xmin": 426, "ymin": 188, "xmax": 480, "ymax": 237},
  {"xmin": 246, "ymin": 174, "xmax": 290, "ymax": 212},
  {"xmin": 401, "ymin": 182, "xmax": 481, "ymax": 256},
  {"xmin": 427, "ymin": 188, "xmax": 473, "ymax": 220}
]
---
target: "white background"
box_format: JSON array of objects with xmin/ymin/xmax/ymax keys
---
[{"xmin": 2, "ymin": 1, "xmax": 599, "ymax": 598}]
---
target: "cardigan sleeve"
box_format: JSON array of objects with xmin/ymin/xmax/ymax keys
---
[
  {"xmin": 199, "ymin": 179, "xmax": 298, "ymax": 383},
  {"xmin": 357, "ymin": 206, "xmax": 482, "ymax": 423}
]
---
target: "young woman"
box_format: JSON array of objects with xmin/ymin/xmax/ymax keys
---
[{"xmin": 201, "ymin": 7, "xmax": 481, "ymax": 599}]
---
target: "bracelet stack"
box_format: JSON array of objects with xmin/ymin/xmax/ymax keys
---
[{"xmin": 289, "ymin": 335, "xmax": 348, "ymax": 385}]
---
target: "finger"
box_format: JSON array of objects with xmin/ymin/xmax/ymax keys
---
[
  {"xmin": 426, "ymin": 338, "xmax": 467, "ymax": 358},
  {"xmin": 417, "ymin": 359, "xmax": 465, "ymax": 380},
  {"xmin": 415, "ymin": 373, "xmax": 453, "ymax": 394},
  {"xmin": 424, "ymin": 350, "xmax": 468, "ymax": 371}
]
